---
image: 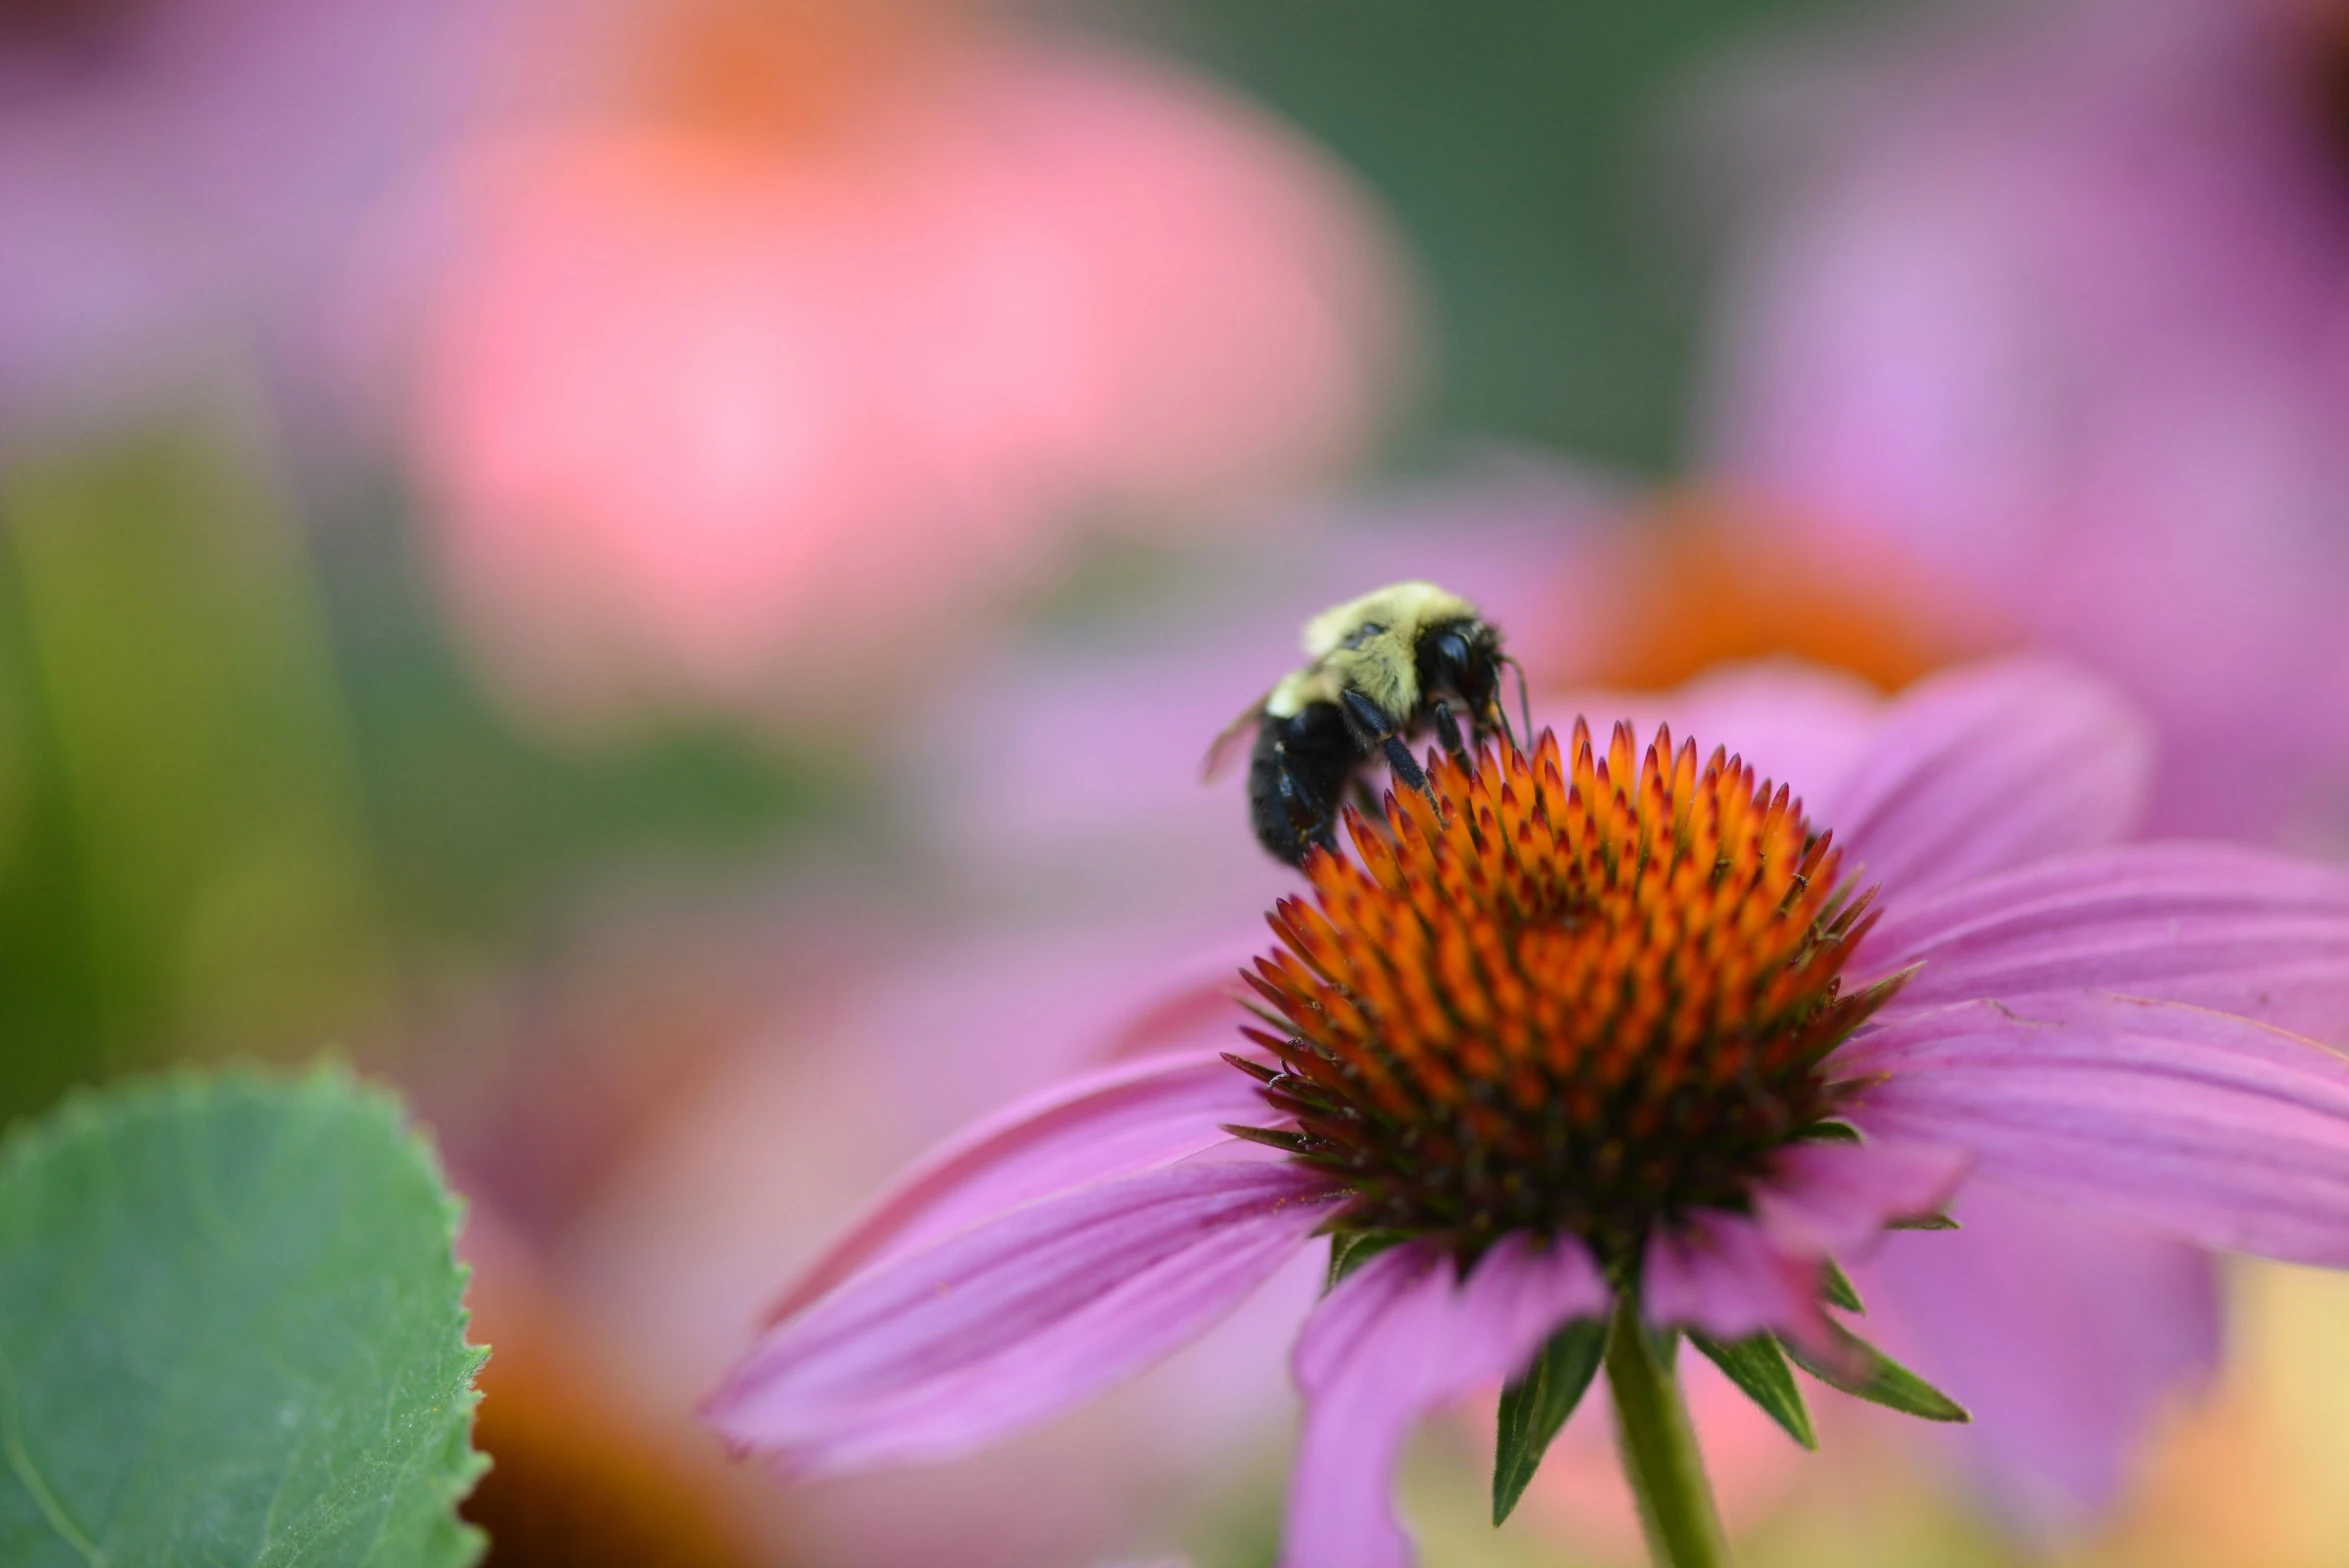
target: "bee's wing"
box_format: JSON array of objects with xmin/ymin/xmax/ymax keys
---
[{"xmin": 1202, "ymin": 696, "xmax": 1270, "ymax": 782}]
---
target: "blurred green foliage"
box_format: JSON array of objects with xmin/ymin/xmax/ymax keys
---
[
  {"xmin": 0, "ymin": 425, "xmax": 390, "ymax": 1120},
  {"xmin": 0, "ymin": 420, "xmax": 840, "ymax": 1129},
  {"xmin": 312, "ymin": 488, "xmax": 844, "ymax": 962},
  {"xmin": 1128, "ymin": 0, "xmax": 1891, "ymax": 471}
]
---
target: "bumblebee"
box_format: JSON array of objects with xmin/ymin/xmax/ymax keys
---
[{"xmin": 1206, "ymin": 581, "xmax": 1523, "ymax": 865}]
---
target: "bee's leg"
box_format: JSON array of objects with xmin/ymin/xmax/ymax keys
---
[
  {"xmin": 1340, "ymin": 688, "xmax": 1440, "ymax": 810},
  {"xmin": 1431, "ymin": 699, "xmax": 1469, "ymax": 765},
  {"xmin": 1274, "ymin": 753, "xmax": 1330, "ymax": 860},
  {"xmin": 1339, "ymin": 689, "xmax": 1395, "ymax": 745},
  {"xmin": 1381, "ymin": 733, "xmax": 1435, "ymax": 803}
]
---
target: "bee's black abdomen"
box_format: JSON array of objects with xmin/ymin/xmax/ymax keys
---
[{"xmin": 1248, "ymin": 703, "xmax": 1366, "ymax": 865}]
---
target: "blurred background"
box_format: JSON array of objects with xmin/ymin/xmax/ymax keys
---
[{"xmin": 9, "ymin": 0, "xmax": 2349, "ymax": 1562}]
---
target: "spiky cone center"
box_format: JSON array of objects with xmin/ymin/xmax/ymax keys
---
[{"xmin": 1231, "ymin": 719, "xmax": 1898, "ymax": 1267}]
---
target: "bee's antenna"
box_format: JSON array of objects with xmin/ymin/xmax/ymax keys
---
[{"xmin": 1501, "ymin": 656, "xmax": 1534, "ymax": 746}]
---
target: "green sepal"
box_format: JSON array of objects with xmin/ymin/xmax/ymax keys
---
[
  {"xmin": 1887, "ymin": 1212, "xmax": 1961, "ymax": 1230},
  {"xmin": 1793, "ymin": 1120, "xmax": 1863, "ymax": 1145},
  {"xmin": 1822, "ymin": 1259, "xmax": 1865, "ymax": 1314},
  {"xmin": 1325, "ymin": 1229, "xmax": 1408, "ymax": 1290},
  {"xmin": 1221, "ymin": 1121, "xmax": 1313, "ymax": 1156},
  {"xmin": 1783, "ymin": 1328, "xmax": 1970, "ymax": 1423},
  {"xmin": 1688, "ymin": 1332, "xmax": 1816, "ymax": 1450},
  {"xmin": 1491, "ymin": 1315, "xmax": 1611, "ymax": 1524}
]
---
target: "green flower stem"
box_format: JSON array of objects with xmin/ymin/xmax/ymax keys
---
[{"xmin": 1605, "ymin": 1294, "xmax": 1733, "ymax": 1568}]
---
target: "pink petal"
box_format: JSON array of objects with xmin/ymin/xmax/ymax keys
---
[
  {"xmin": 1857, "ymin": 842, "xmax": 2349, "ymax": 1043},
  {"xmin": 707, "ymin": 1160, "xmax": 1341, "ymax": 1475},
  {"xmin": 1552, "ymin": 660, "xmax": 1884, "ymax": 808},
  {"xmin": 1852, "ymin": 1179, "xmax": 2220, "ymax": 1535},
  {"xmin": 1642, "ymin": 1211, "xmax": 1835, "ymax": 1360},
  {"xmin": 764, "ymin": 1047, "xmax": 1264, "ymax": 1324},
  {"xmin": 1810, "ymin": 659, "xmax": 2151, "ymax": 903},
  {"xmin": 1752, "ymin": 1139, "xmax": 1971, "ymax": 1260},
  {"xmin": 1843, "ymin": 993, "xmax": 2349, "ymax": 1265},
  {"xmin": 1283, "ymin": 1234, "xmax": 1609, "ymax": 1568}
]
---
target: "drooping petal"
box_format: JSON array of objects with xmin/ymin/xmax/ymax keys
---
[
  {"xmin": 1283, "ymin": 1234, "xmax": 1609, "ymax": 1568},
  {"xmin": 1751, "ymin": 1139, "xmax": 1971, "ymax": 1259},
  {"xmin": 764, "ymin": 1047, "xmax": 1264, "ymax": 1324},
  {"xmin": 1856, "ymin": 842, "xmax": 2349, "ymax": 1043},
  {"xmin": 1851, "ymin": 1178, "xmax": 2221, "ymax": 1535},
  {"xmin": 708, "ymin": 1160, "xmax": 1341, "ymax": 1475},
  {"xmin": 1843, "ymin": 993, "xmax": 2349, "ymax": 1265},
  {"xmin": 1808, "ymin": 660, "xmax": 2152, "ymax": 903},
  {"xmin": 1642, "ymin": 1211, "xmax": 1835, "ymax": 1361}
]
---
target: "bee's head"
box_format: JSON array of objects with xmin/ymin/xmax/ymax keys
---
[{"xmin": 1417, "ymin": 618, "xmax": 1503, "ymax": 714}]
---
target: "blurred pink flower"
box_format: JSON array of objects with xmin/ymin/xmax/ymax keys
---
[
  {"xmin": 0, "ymin": 0, "xmax": 530, "ymax": 444},
  {"xmin": 1700, "ymin": 0, "xmax": 2349, "ymax": 841},
  {"xmin": 397, "ymin": 16, "xmax": 1413, "ymax": 731},
  {"xmin": 710, "ymin": 656, "xmax": 2349, "ymax": 1565}
]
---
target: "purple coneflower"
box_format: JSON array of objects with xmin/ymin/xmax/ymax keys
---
[
  {"xmin": 708, "ymin": 658, "xmax": 2349, "ymax": 1567},
  {"xmin": 1696, "ymin": 0, "xmax": 2349, "ymax": 841}
]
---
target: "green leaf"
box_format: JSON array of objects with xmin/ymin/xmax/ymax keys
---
[
  {"xmin": 1491, "ymin": 1316, "xmax": 1609, "ymax": 1524},
  {"xmin": 1325, "ymin": 1229, "xmax": 1408, "ymax": 1290},
  {"xmin": 1688, "ymin": 1333, "xmax": 1816, "ymax": 1450},
  {"xmin": 1783, "ymin": 1328, "xmax": 1970, "ymax": 1424},
  {"xmin": 1821, "ymin": 1259, "xmax": 1865, "ymax": 1314},
  {"xmin": 0, "ymin": 1068, "xmax": 488, "ymax": 1568}
]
